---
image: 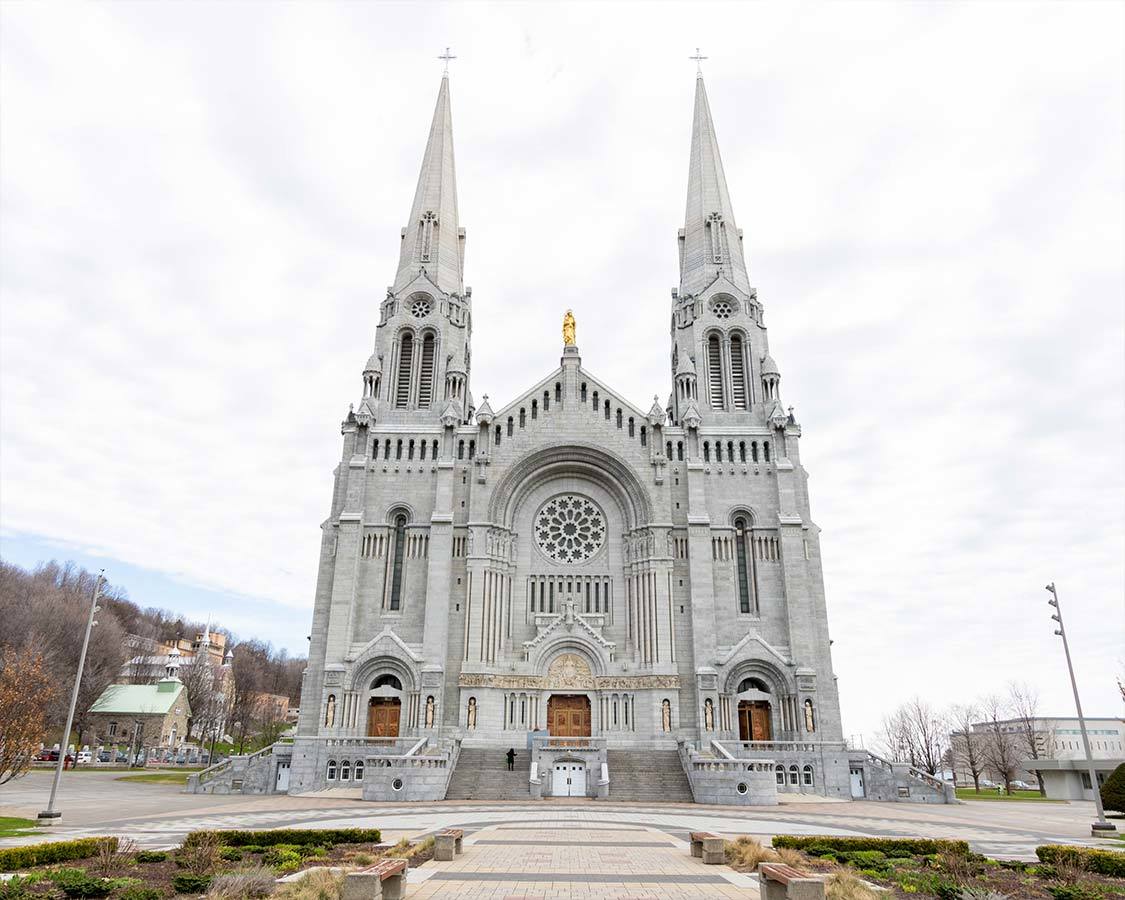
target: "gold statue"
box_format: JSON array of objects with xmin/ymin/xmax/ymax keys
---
[{"xmin": 562, "ymin": 309, "xmax": 576, "ymax": 346}]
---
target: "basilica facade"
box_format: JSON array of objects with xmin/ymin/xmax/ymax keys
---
[{"xmin": 289, "ymin": 70, "xmax": 846, "ymax": 796}]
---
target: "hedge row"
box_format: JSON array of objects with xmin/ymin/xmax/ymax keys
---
[
  {"xmin": 0, "ymin": 837, "xmax": 118, "ymax": 871},
  {"xmin": 771, "ymin": 835, "xmax": 970, "ymax": 856},
  {"xmin": 1036, "ymin": 844, "xmax": 1125, "ymax": 877},
  {"xmin": 183, "ymin": 828, "xmax": 381, "ymax": 848}
]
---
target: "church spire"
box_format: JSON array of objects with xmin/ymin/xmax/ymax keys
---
[
  {"xmin": 393, "ymin": 73, "xmax": 464, "ymax": 296},
  {"xmin": 678, "ymin": 74, "xmax": 750, "ymax": 297}
]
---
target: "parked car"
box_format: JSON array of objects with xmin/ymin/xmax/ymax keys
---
[
  {"xmin": 97, "ymin": 750, "xmax": 111, "ymax": 763},
  {"xmin": 114, "ymin": 751, "xmax": 128, "ymax": 763},
  {"xmin": 75, "ymin": 750, "xmax": 92, "ymax": 764},
  {"xmin": 175, "ymin": 753, "xmax": 187, "ymax": 765},
  {"xmin": 1010, "ymin": 780, "xmax": 1036, "ymax": 790},
  {"xmin": 36, "ymin": 749, "xmax": 53, "ymax": 762}
]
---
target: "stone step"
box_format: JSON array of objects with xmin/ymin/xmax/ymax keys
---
[{"xmin": 606, "ymin": 750, "xmax": 694, "ymax": 802}]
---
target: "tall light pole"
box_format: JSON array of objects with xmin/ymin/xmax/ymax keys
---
[
  {"xmin": 38, "ymin": 571, "xmax": 104, "ymax": 825},
  {"xmin": 1046, "ymin": 582, "xmax": 1116, "ymax": 836}
]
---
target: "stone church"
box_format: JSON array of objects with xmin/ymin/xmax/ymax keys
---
[{"xmin": 248, "ymin": 69, "xmax": 948, "ymax": 805}]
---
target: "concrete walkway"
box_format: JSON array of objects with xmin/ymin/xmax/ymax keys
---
[{"xmin": 405, "ymin": 822, "xmax": 757, "ymax": 898}]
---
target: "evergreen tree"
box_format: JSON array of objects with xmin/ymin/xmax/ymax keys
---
[{"xmin": 1101, "ymin": 762, "xmax": 1125, "ymax": 813}]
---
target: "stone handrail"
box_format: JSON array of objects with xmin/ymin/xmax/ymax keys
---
[
  {"xmin": 865, "ymin": 751, "xmax": 946, "ymax": 792},
  {"xmin": 710, "ymin": 739, "xmax": 737, "ymax": 760}
]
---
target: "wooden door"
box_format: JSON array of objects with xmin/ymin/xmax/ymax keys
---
[
  {"xmin": 367, "ymin": 698, "xmax": 401, "ymax": 737},
  {"xmin": 750, "ymin": 702, "xmax": 772, "ymax": 741},
  {"xmin": 547, "ymin": 695, "xmax": 591, "ymax": 737}
]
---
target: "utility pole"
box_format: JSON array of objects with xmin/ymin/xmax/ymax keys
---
[
  {"xmin": 1046, "ymin": 582, "xmax": 1116, "ymax": 836},
  {"xmin": 38, "ymin": 571, "xmax": 104, "ymax": 825}
]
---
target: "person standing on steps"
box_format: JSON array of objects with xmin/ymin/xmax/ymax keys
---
[{"xmin": 506, "ymin": 748, "xmax": 516, "ymax": 771}]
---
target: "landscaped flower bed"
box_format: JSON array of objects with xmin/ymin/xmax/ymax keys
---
[
  {"xmin": 0, "ymin": 829, "xmax": 433, "ymax": 900},
  {"xmin": 720, "ymin": 834, "xmax": 1125, "ymax": 899}
]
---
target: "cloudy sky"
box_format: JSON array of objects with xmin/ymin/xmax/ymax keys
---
[{"xmin": 2, "ymin": 1, "xmax": 1122, "ymax": 740}]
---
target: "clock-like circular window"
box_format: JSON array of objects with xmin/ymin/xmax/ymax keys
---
[
  {"xmin": 711, "ymin": 298, "xmax": 736, "ymax": 319},
  {"xmin": 534, "ymin": 495, "xmax": 606, "ymax": 564},
  {"xmin": 410, "ymin": 297, "xmax": 433, "ymax": 318}
]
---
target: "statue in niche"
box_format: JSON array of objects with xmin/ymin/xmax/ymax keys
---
[
  {"xmin": 562, "ymin": 309, "xmax": 576, "ymax": 346},
  {"xmin": 804, "ymin": 699, "xmax": 816, "ymax": 733},
  {"xmin": 324, "ymin": 694, "xmax": 336, "ymax": 728},
  {"xmin": 704, "ymin": 697, "xmax": 715, "ymax": 732},
  {"xmin": 424, "ymin": 695, "xmax": 435, "ymax": 728},
  {"xmin": 467, "ymin": 697, "xmax": 477, "ymax": 729},
  {"xmin": 661, "ymin": 698, "xmax": 672, "ymax": 733}
]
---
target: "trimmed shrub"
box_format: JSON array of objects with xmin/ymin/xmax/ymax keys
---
[
  {"xmin": 773, "ymin": 835, "xmax": 970, "ymax": 856},
  {"xmin": 134, "ymin": 852, "xmax": 167, "ymax": 864},
  {"xmin": 53, "ymin": 875, "xmax": 113, "ymax": 899},
  {"xmin": 0, "ymin": 838, "xmax": 117, "ymax": 871},
  {"xmin": 184, "ymin": 830, "xmax": 379, "ymax": 849},
  {"xmin": 118, "ymin": 888, "xmax": 164, "ymax": 900},
  {"xmin": 219, "ymin": 848, "xmax": 244, "ymax": 862},
  {"xmin": 172, "ymin": 874, "xmax": 214, "ymax": 895},
  {"xmin": 1100, "ymin": 762, "xmax": 1125, "ymax": 814},
  {"xmin": 1036, "ymin": 844, "xmax": 1125, "ymax": 877}
]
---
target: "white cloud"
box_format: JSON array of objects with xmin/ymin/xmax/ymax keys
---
[{"xmin": 1, "ymin": 1, "xmax": 1122, "ymax": 738}]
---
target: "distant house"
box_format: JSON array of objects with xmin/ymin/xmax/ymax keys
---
[{"xmin": 86, "ymin": 677, "xmax": 192, "ymax": 751}]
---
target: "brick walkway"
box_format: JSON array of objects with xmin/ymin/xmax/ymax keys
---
[{"xmin": 406, "ymin": 823, "xmax": 756, "ymax": 898}]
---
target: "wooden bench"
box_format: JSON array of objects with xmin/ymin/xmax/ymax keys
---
[
  {"xmin": 758, "ymin": 862, "xmax": 826, "ymax": 900},
  {"xmin": 433, "ymin": 828, "xmax": 464, "ymax": 861},
  {"xmin": 341, "ymin": 858, "xmax": 407, "ymax": 900},
  {"xmin": 689, "ymin": 830, "xmax": 725, "ymax": 865}
]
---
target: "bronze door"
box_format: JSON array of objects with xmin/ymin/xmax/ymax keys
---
[
  {"xmin": 547, "ymin": 695, "xmax": 591, "ymax": 737},
  {"xmin": 367, "ymin": 698, "xmax": 401, "ymax": 737}
]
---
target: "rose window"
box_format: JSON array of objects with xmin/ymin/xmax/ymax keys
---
[
  {"xmin": 410, "ymin": 297, "xmax": 433, "ymax": 318},
  {"xmin": 711, "ymin": 298, "xmax": 736, "ymax": 319},
  {"xmin": 534, "ymin": 495, "xmax": 606, "ymax": 564}
]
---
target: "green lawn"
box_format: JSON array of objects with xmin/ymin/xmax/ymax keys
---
[
  {"xmin": 956, "ymin": 787, "xmax": 1060, "ymax": 801},
  {"xmin": 115, "ymin": 769, "xmax": 202, "ymax": 785},
  {"xmin": 0, "ymin": 816, "xmax": 40, "ymax": 837}
]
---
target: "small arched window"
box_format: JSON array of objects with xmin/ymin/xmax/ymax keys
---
[
  {"xmin": 764, "ymin": 441, "xmax": 771, "ymax": 462},
  {"xmin": 666, "ymin": 440, "xmax": 673, "ymax": 459},
  {"xmin": 677, "ymin": 442, "xmax": 684, "ymax": 461},
  {"xmin": 703, "ymin": 442, "xmax": 711, "ymax": 462},
  {"xmin": 580, "ymin": 383, "xmax": 587, "ymax": 402},
  {"xmin": 788, "ymin": 765, "xmax": 799, "ymax": 786},
  {"xmin": 739, "ymin": 441, "xmax": 747, "ymax": 463},
  {"xmin": 507, "ymin": 417, "xmax": 514, "ymax": 437},
  {"xmin": 354, "ymin": 760, "xmax": 365, "ymax": 781},
  {"xmin": 418, "ymin": 333, "xmax": 436, "ymax": 407},
  {"xmin": 734, "ymin": 517, "xmax": 752, "ymax": 614},
  {"xmin": 775, "ymin": 764, "xmax": 785, "ymax": 785},
  {"xmin": 340, "ymin": 759, "xmax": 351, "ymax": 781},
  {"xmin": 803, "ymin": 765, "xmax": 814, "ymax": 786},
  {"xmin": 395, "ymin": 334, "xmax": 413, "ymax": 408},
  {"xmin": 730, "ymin": 334, "xmax": 748, "ymax": 409},
  {"xmin": 389, "ymin": 515, "xmax": 407, "ymax": 610},
  {"xmin": 707, "ymin": 334, "xmax": 724, "ymax": 409},
  {"xmin": 326, "ymin": 759, "xmax": 338, "ymax": 781},
  {"xmin": 458, "ymin": 440, "xmax": 465, "ymax": 460}
]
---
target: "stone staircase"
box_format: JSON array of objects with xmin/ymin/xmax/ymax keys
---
[
  {"xmin": 607, "ymin": 749, "xmax": 695, "ymax": 803},
  {"xmin": 445, "ymin": 747, "xmax": 532, "ymax": 801}
]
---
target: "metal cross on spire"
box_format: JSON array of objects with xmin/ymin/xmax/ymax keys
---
[
  {"xmin": 689, "ymin": 47, "xmax": 707, "ymax": 75},
  {"xmin": 438, "ymin": 46, "xmax": 456, "ymax": 74}
]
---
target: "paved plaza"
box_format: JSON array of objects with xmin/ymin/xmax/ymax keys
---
[{"xmin": 1, "ymin": 771, "xmax": 1117, "ymax": 897}]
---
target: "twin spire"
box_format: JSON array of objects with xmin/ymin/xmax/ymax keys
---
[
  {"xmin": 679, "ymin": 74, "xmax": 751, "ymax": 297},
  {"xmin": 392, "ymin": 68, "xmax": 749, "ymax": 301},
  {"xmin": 393, "ymin": 73, "xmax": 465, "ymax": 297}
]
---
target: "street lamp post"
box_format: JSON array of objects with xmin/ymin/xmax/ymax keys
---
[
  {"xmin": 38, "ymin": 571, "xmax": 104, "ymax": 825},
  {"xmin": 1046, "ymin": 582, "xmax": 1116, "ymax": 836}
]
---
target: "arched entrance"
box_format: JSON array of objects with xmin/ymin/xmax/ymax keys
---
[
  {"xmin": 547, "ymin": 694, "xmax": 591, "ymax": 737},
  {"xmin": 367, "ymin": 698, "xmax": 401, "ymax": 737},
  {"xmin": 738, "ymin": 701, "xmax": 772, "ymax": 741}
]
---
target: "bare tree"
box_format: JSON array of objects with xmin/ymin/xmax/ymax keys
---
[
  {"xmin": 949, "ymin": 702, "xmax": 986, "ymax": 792},
  {"xmin": 1009, "ymin": 681, "xmax": 1050, "ymax": 796},
  {"xmin": 876, "ymin": 698, "xmax": 948, "ymax": 775},
  {"xmin": 980, "ymin": 694, "xmax": 1022, "ymax": 794}
]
